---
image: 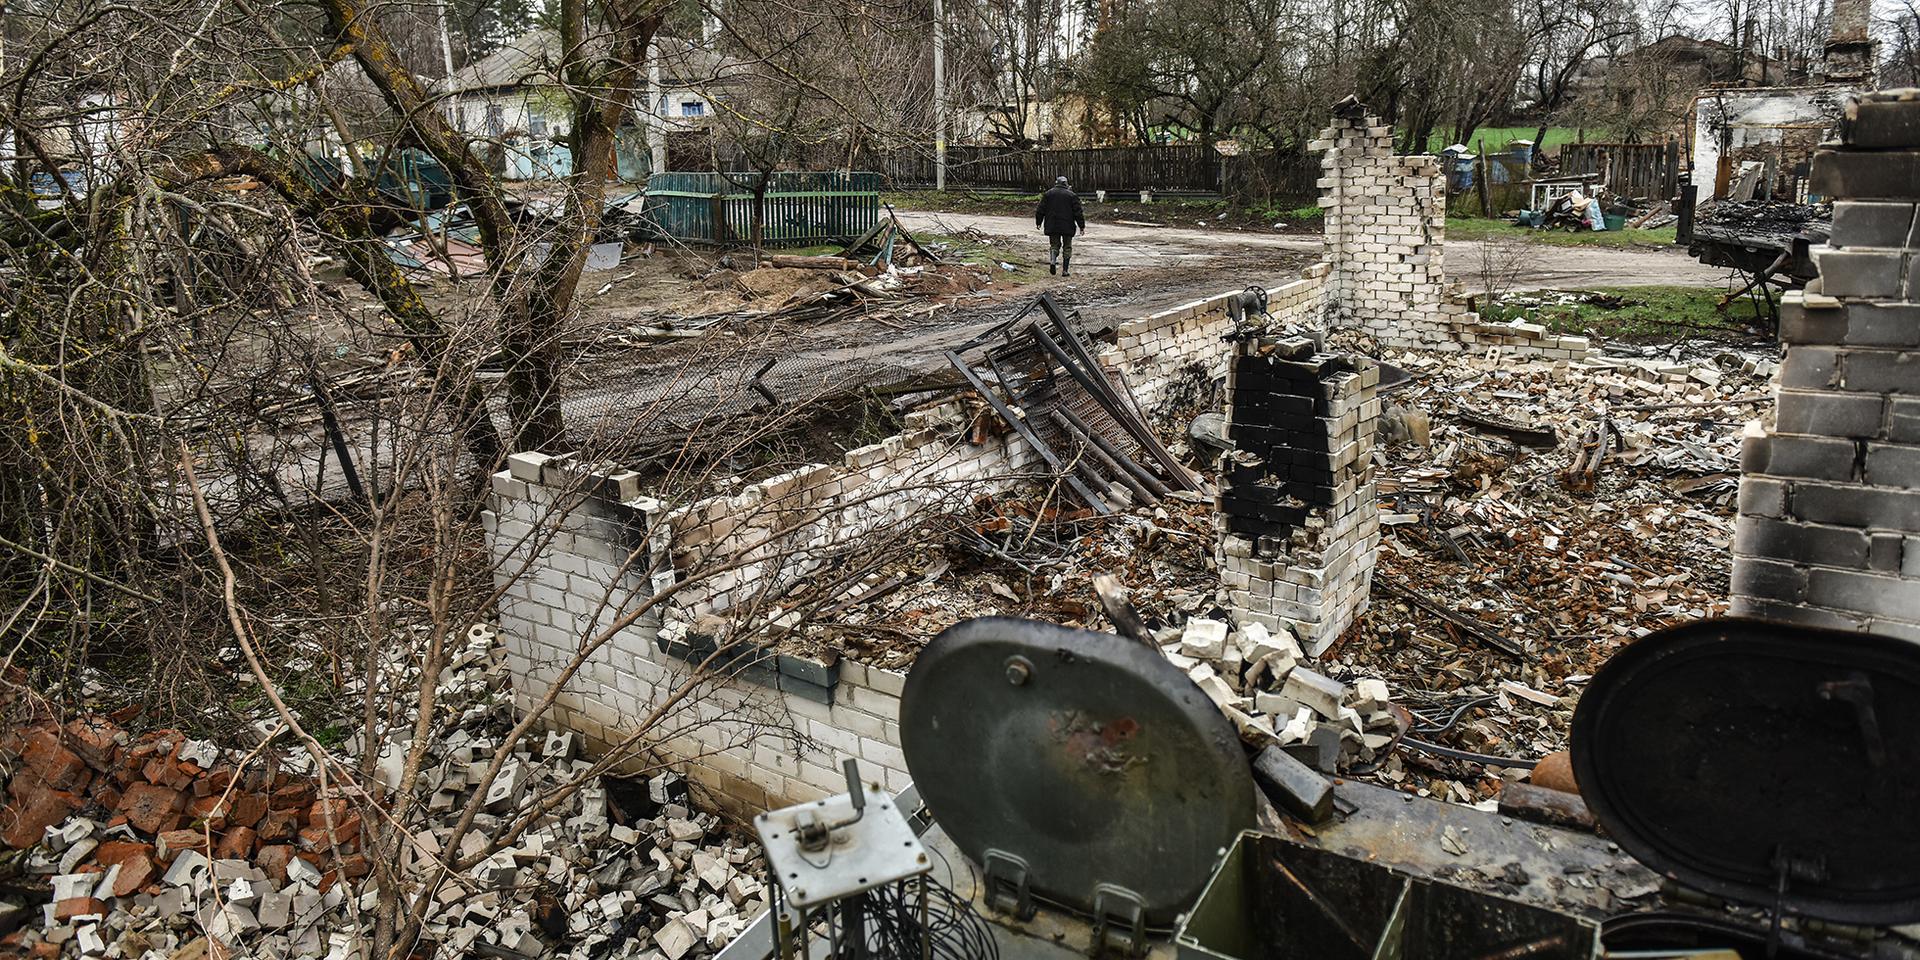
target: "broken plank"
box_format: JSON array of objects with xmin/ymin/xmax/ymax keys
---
[{"xmin": 1455, "ymin": 406, "xmax": 1557, "ymax": 447}]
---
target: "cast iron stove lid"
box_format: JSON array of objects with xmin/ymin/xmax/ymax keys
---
[
  {"xmin": 899, "ymin": 617, "xmax": 1257, "ymax": 926},
  {"xmin": 1570, "ymin": 618, "xmax": 1920, "ymax": 925}
]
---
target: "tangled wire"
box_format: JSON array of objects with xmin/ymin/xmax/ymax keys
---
[{"xmin": 851, "ymin": 875, "xmax": 1000, "ymax": 960}]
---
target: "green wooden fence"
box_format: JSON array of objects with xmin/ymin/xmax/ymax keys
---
[{"xmin": 639, "ymin": 171, "xmax": 881, "ymax": 247}]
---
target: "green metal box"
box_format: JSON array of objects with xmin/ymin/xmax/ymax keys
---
[{"xmin": 1174, "ymin": 831, "xmax": 1600, "ymax": 960}]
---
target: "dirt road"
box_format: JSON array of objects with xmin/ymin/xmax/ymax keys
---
[
  {"xmin": 261, "ymin": 208, "xmax": 1739, "ymax": 509},
  {"xmin": 896, "ymin": 210, "xmax": 1733, "ymax": 294}
]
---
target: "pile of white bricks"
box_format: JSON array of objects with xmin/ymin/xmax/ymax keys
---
[
  {"xmin": 1167, "ymin": 618, "xmax": 1400, "ymax": 767},
  {"xmin": 1314, "ymin": 106, "xmax": 1596, "ymax": 360},
  {"xmin": 1, "ymin": 625, "xmax": 768, "ymax": 960},
  {"xmin": 1216, "ymin": 335, "xmax": 1382, "ymax": 654},
  {"xmin": 1731, "ymin": 90, "xmax": 1920, "ymax": 639}
]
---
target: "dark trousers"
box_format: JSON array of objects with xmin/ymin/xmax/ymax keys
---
[{"xmin": 1048, "ymin": 234, "xmax": 1074, "ymax": 270}]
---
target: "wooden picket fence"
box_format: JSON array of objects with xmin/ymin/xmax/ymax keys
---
[
  {"xmin": 1558, "ymin": 142, "xmax": 1682, "ymax": 201},
  {"xmin": 638, "ymin": 171, "xmax": 881, "ymax": 247},
  {"xmin": 1220, "ymin": 151, "xmax": 1323, "ymax": 205},
  {"xmin": 874, "ymin": 144, "xmax": 1222, "ymax": 194}
]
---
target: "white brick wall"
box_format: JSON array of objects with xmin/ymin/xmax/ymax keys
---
[
  {"xmin": 484, "ymin": 455, "xmax": 924, "ymax": 818},
  {"xmin": 1313, "ymin": 110, "xmax": 1596, "ymax": 360},
  {"xmin": 1113, "ymin": 266, "xmax": 1333, "ymax": 396},
  {"xmin": 1729, "ymin": 120, "xmax": 1920, "ymax": 641}
]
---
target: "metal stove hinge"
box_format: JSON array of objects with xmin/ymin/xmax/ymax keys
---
[
  {"xmin": 1766, "ymin": 846, "xmax": 1828, "ymax": 960},
  {"xmin": 1090, "ymin": 884, "xmax": 1148, "ymax": 958},
  {"xmin": 982, "ymin": 849, "xmax": 1035, "ymax": 920}
]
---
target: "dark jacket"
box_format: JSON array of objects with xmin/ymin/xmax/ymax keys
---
[{"xmin": 1035, "ymin": 186, "xmax": 1085, "ymax": 236}]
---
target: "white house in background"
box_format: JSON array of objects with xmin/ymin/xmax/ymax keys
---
[{"xmin": 435, "ymin": 30, "xmax": 735, "ymax": 178}]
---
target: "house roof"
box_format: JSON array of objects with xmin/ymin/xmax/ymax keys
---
[{"xmin": 437, "ymin": 30, "xmax": 739, "ymax": 95}]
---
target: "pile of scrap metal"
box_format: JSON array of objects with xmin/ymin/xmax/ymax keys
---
[
  {"xmin": 947, "ymin": 294, "xmax": 1201, "ymax": 514},
  {"xmin": 1684, "ymin": 197, "xmax": 1832, "ymax": 323}
]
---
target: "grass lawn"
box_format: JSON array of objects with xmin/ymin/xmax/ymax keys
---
[
  {"xmin": 1446, "ymin": 216, "xmax": 1677, "ymax": 248},
  {"xmin": 1480, "ymin": 285, "xmax": 1769, "ymax": 342},
  {"xmin": 1418, "ymin": 126, "xmax": 1607, "ymax": 155}
]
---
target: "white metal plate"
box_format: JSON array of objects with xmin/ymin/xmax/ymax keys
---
[{"xmin": 755, "ymin": 784, "xmax": 929, "ymax": 909}]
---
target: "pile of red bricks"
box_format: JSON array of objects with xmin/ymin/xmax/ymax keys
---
[{"xmin": 1, "ymin": 717, "xmax": 371, "ymax": 935}]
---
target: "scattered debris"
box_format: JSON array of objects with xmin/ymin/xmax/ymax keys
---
[
  {"xmin": 948, "ymin": 293, "xmax": 1198, "ymax": 513},
  {"xmin": 0, "ymin": 626, "xmax": 763, "ymax": 960}
]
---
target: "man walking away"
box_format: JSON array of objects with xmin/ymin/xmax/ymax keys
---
[{"xmin": 1035, "ymin": 175, "xmax": 1086, "ymax": 276}]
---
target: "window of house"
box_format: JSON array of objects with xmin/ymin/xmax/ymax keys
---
[
  {"xmin": 680, "ymin": 101, "xmax": 705, "ymax": 117},
  {"xmin": 529, "ymin": 115, "xmax": 547, "ymax": 137}
]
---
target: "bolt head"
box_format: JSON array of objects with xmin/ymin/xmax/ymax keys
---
[{"xmin": 1005, "ymin": 655, "xmax": 1033, "ymax": 685}]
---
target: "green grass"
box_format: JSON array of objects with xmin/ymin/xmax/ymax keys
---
[
  {"xmin": 756, "ymin": 228, "xmax": 1042, "ymax": 279},
  {"xmin": 1480, "ymin": 286, "xmax": 1768, "ymax": 342},
  {"xmin": 1446, "ymin": 217, "xmax": 1677, "ymax": 248},
  {"xmin": 1418, "ymin": 126, "xmax": 1606, "ymax": 155}
]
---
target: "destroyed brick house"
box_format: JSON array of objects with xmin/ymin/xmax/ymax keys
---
[
  {"xmin": 1686, "ymin": 0, "xmax": 1879, "ymax": 203},
  {"xmin": 482, "ymin": 103, "xmax": 1602, "ymax": 817},
  {"xmin": 450, "ymin": 91, "xmax": 1920, "ymax": 957},
  {"xmin": 7, "ymin": 89, "xmax": 1920, "ymax": 960}
]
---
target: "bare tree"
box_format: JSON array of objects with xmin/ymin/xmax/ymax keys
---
[
  {"xmin": 1882, "ymin": 0, "xmax": 1920, "ymax": 86},
  {"xmin": 1075, "ymin": 0, "xmax": 1315, "ymax": 147},
  {"xmin": 946, "ymin": 0, "xmax": 1093, "ymax": 147}
]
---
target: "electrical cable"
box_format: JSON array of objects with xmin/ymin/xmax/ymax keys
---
[
  {"xmin": 1410, "ymin": 694, "xmax": 1498, "ymax": 735},
  {"xmin": 1400, "ymin": 736, "xmax": 1540, "ymax": 770},
  {"xmin": 853, "ymin": 875, "xmax": 1000, "ymax": 960}
]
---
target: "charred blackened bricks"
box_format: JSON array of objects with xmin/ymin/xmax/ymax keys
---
[{"xmin": 1218, "ymin": 335, "xmax": 1380, "ymax": 655}]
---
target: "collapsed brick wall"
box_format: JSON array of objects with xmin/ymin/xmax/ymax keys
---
[
  {"xmin": 487, "ymin": 457, "xmax": 917, "ymax": 818},
  {"xmin": 1217, "ymin": 337, "xmax": 1382, "ymax": 654},
  {"xmin": 1314, "ymin": 107, "xmax": 1596, "ymax": 360},
  {"xmin": 1113, "ymin": 265, "xmax": 1330, "ymax": 396},
  {"xmin": 484, "ymin": 287, "xmax": 1281, "ymax": 816},
  {"xmin": 1731, "ymin": 91, "xmax": 1920, "ymax": 639}
]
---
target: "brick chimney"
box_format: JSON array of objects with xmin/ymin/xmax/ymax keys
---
[{"xmin": 1821, "ymin": 0, "xmax": 1877, "ymax": 86}]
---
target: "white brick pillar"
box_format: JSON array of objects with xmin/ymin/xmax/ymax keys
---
[
  {"xmin": 1312, "ymin": 106, "xmax": 1449, "ymax": 350},
  {"xmin": 1731, "ymin": 92, "xmax": 1920, "ymax": 639}
]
